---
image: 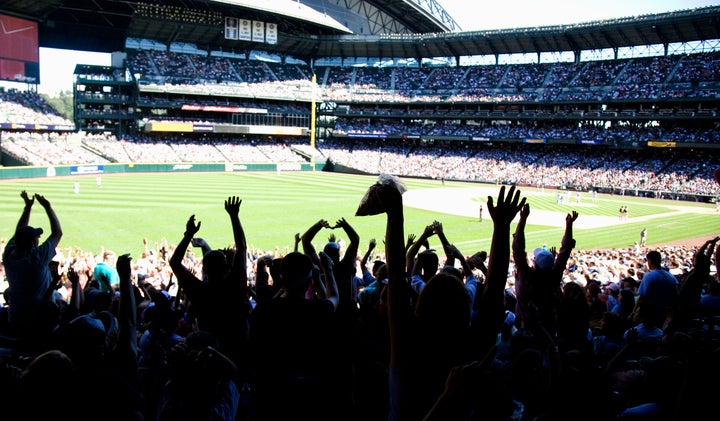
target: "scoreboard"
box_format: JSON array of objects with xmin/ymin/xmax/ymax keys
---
[{"xmin": 0, "ymin": 14, "xmax": 39, "ymax": 83}]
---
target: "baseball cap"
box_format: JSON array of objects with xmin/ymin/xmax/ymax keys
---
[
  {"xmin": 15, "ymin": 225, "xmax": 43, "ymax": 247},
  {"xmin": 533, "ymin": 248, "xmax": 554, "ymax": 270},
  {"xmin": 323, "ymin": 242, "xmax": 341, "ymax": 262},
  {"xmin": 323, "ymin": 241, "xmax": 340, "ymax": 253}
]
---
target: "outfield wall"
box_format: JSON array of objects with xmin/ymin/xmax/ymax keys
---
[
  {"xmin": 0, "ymin": 161, "xmax": 327, "ymax": 180},
  {"xmin": 0, "ymin": 161, "xmax": 714, "ymax": 204}
]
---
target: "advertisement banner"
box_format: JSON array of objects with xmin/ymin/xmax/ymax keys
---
[
  {"xmin": 70, "ymin": 165, "xmax": 104, "ymax": 175},
  {"xmin": 647, "ymin": 140, "xmax": 677, "ymax": 148}
]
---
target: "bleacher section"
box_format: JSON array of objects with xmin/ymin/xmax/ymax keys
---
[{"xmin": 1, "ymin": 48, "xmax": 719, "ymax": 201}]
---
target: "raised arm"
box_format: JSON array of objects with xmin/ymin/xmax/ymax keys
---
[
  {"xmin": 355, "ymin": 177, "xmax": 407, "ymax": 368},
  {"xmin": 468, "ymin": 251, "xmax": 488, "ymax": 278},
  {"xmin": 357, "ymin": 238, "xmax": 378, "ymax": 290},
  {"xmin": 319, "ymin": 251, "xmax": 339, "ymax": 310},
  {"xmin": 378, "ymin": 184, "xmax": 406, "ymax": 368},
  {"xmin": 489, "ymin": 186, "xmax": 525, "ymax": 293},
  {"xmin": 67, "ymin": 266, "xmax": 83, "ymax": 314},
  {"xmin": 43, "ymin": 260, "xmax": 63, "ymax": 302},
  {"xmin": 225, "ymin": 196, "xmax": 247, "ymax": 285},
  {"xmin": 676, "ymin": 236, "xmax": 719, "ymax": 325},
  {"xmin": 512, "ymin": 203, "xmax": 530, "ymax": 270},
  {"xmin": 116, "ymin": 253, "xmax": 138, "ymax": 379},
  {"xmin": 563, "ymin": 211, "xmax": 578, "ymax": 245},
  {"xmin": 190, "ymin": 237, "xmax": 212, "ymax": 257},
  {"xmin": 336, "ymin": 217, "xmax": 360, "ymax": 267},
  {"xmin": 301, "ymin": 219, "xmax": 329, "ymax": 266},
  {"xmin": 294, "ymin": 232, "xmax": 301, "ymax": 252},
  {"xmin": 405, "ymin": 233, "xmax": 416, "ymax": 254},
  {"xmin": 433, "ymin": 221, "xmax": 457, "ymax": 267},
  {"xmin": 447, "ymin": 243, "xmax": 473, "ymax": 279},
  {"xmin": 16, "ymin": 190, "xmax": 34, "ymax": 230},
  {"xmin": 476, "ymin": 185, "xmax": 525, "ymax": 350},
  {"xmin": 169, "ymin": 215, "xmax": 202, "ymax": 291},
  {"xmin": 553, "ymin": 210, "xmax": 579, "ymax": 272},
  {"xmin": 406, "ymin": 222, "xmax": 436, "ymax": 277},
  {"xmin": 35, "ymin": 194, "xmax": 62, "ymax": 246},
  {"xmin": 360, "ymin": 238, "xmax": 377, "ymax": 270}
]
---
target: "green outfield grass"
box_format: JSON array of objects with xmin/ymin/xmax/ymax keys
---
[{"xmin": 0, "ymin": 171, "xmax": 717, "ymax": 257}]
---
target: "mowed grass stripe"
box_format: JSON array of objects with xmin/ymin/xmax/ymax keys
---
[{"xmin": 0, "ymin": 172, "xmax": 717, "ymax": 256}]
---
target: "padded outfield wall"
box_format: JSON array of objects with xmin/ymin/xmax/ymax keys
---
[{"xmin": 0, "ymin": 161, "xmax": 326, "ymax": 180}]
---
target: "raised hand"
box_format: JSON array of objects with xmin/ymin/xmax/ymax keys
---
[
  {"xmin": 335, "ymin": 217, "xmax": 349, "ymax": 229},
  {"xmin": 694, "ymin": 236, "xmax": 719, "ymax": 273},
  {"xmin": 566, "ymin": 210, "xmax": 579, "ymax": 224},
  {"xmin": 48, "ymin": 260, "xmax": 62, "ymax": 290},
  {"xmin": 117, "ymin": 253, "xmax": 133, "ymax": 281},
  {"xmin": 368, "ymin": 238, "xmax": 377, "ymax": 250},
  {"xmin": 67, "ymin": 266, "xmax": 80, "ymax": 285},
  {"xmin": 224, "ymin": 196, "xmax": 242, "ymax": 215},
  {"xmin": 422, "ymin": 223, "xmax": 436, "ymax": 238},
  {"xmin": 20, "ymin": 190, "xmax": 34, "ymax": 207},
  {"xmin": 519, "ymin": 203, "xmax": 530, "ymax": 221},
  {"xmin": 406, "ymin": 233, "xmax": 416, "ymax": 247},
  {"xmin": 191, "ymin": 237, "xmax": 207, "ymax": 247},
  {"xmin": 184, "ymin": 215, "xmax": 201, "ymax": 237},
  {"xmin": 487, "ymin": 185, "xmax": 526, "ymax": 225},
  {"xmin": 34, "ymin": 193, "xmax": 50, "ymax": 209}
]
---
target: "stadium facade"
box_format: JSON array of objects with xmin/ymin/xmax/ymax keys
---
[{"xmin": 0, "ymin": 1, "xmax": 719, "ymax": 201}]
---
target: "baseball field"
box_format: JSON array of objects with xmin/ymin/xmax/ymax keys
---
[{"xmin": 0, "ymin": 171, "xmax": 717, "ymax": 257}]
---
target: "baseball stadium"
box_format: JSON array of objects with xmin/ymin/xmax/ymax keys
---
[{"xmin": 0, "ymin": 1, "xmax": 719, "ymax": 420}]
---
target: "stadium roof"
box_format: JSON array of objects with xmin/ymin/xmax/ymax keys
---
[
  {"xmin": 208, "ymin": 0, "xmax": 351, "ymax": 33},
  {"xmin": 304, "ymin": 6, "xmax": 720, "ymax": 60},
  {"xmin": 1, "ymin": 1, "xmax": 719, "ymax": 61},
  {"xmin": 315, "ymin": 0, "xmax": 460, "ymax": 33}
]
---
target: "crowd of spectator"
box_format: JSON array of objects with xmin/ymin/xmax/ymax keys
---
[
  {"xmin": 1, "ymin": 132, "xmax": 111, "ymax": 166},
  {"xmin": 0, "ymin": 178, "xmax": 718, "ymax": 420},
  {"xmin": 128, "ymin": 49, "xmax": 320, "ymax": 102},
  {"xmin": 1, "ymin": 132, "xmax": 312, "ymax": 166},
  {"xmin": 122, "ymin": 48, "xmax": 720, "ymax": 103},
  {"xmin": 332, "ymin": 118, "xmax": 720, "ymax": 144},
  {"xmin": 2, "ymin": 131, "xmax": 718, "ymax": 197},
  {"xmin": 2, "ymin": 49, "xmax": 720, "ymax": 201},
  {"xmin": 319, "ymin": 137, "xmax": 719, "ymax": 196},
  {"xmin": 3, "ymin": 36, "xmax": 720, "ymax": 421},
  {"xmin": 0, "ymin": 89, "xmax": 74, "ymax": 127}
]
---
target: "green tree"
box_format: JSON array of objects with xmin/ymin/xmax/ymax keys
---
[{"xmin": 41, "ymin": 90, "xmax": 74, "ymax": 120}]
